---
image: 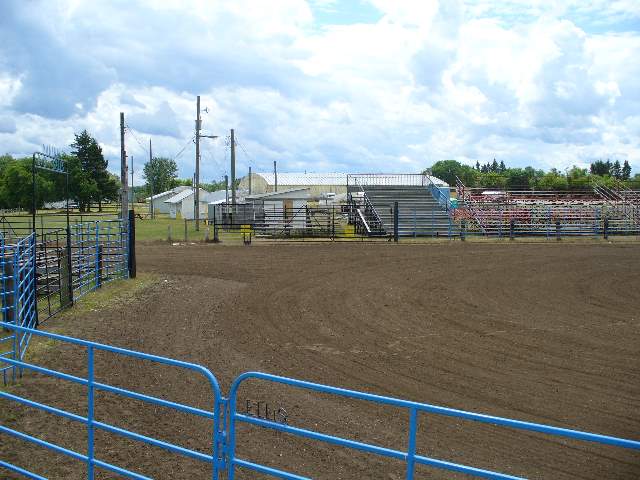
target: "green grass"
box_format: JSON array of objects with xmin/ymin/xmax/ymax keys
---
[
  {"xmin": 134, "ymin": 216, "xmax": 213, "ymax": 242},
  {"xmin": 55, "ymin": 272, "xmax": 159, "ymax": 319}
]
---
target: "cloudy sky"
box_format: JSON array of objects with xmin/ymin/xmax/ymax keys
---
[{"xmin": 1, "ymin": 0, "xmax": 639, "ymax": 183}]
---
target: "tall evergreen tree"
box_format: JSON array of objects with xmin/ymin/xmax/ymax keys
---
[
  {"xmin": 611, "ymin": 160, "xmax": 622, "ymax": 179},
  {"xmin": 622, "ymin": 160, "xmax": 631, "ymax": 180},
  {"xmin": 605, "ymin": 159, "xmax": 612, "ymax": 175},
  {"xmin": 70, "ymin": 130, "xmax": 118, "ymax": 211},
  {"xmin": 590, "ymin": 160, "xmax": 609, "ymax": 176},
  {"xmin": 491, "ymin": 158, "xmax": 499, "ymax": 172},
  {"xmin": 499, "ymin": 160, "xmax": 506, "ymax": 172},
  {"xmin": 475, "ymin": 160, "xmax": 480, "ymax": 171}
]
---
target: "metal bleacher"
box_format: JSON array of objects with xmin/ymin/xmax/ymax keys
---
[{"xmin": 348, "ymin": 174, "xmax": 455, "ymax": 237}]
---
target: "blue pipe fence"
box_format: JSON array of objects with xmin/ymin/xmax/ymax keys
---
[
  {"xmin": 1, "ymin": 322, "xmax": 639, "ymax": 479},
  {"xmin": 1, "ymin": 233, "xmax": 37, "ymax": 384},
  {"xmin": 70, "ymin": 219, "xmax": 128, "ymax": 300},
  {"xmin": 0, "ymin": 217, "xmax": 129, "ymax": 384}
]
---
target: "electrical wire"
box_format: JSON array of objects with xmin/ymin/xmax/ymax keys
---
[
  {"xmin": 124, "ymin": 124, "xmax": 150, "ymax": 157},
  {"xmin": 172, "ymin": 136, "xmax": 196, "ymax": 162},
  {"xmin": 236, "ymin": 137, "xmax": 261, "ymax": 169}
]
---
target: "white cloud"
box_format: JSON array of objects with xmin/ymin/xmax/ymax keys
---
[{"xmin": 0, "ymin": 0, "xmax": 639, "ymax": 178}]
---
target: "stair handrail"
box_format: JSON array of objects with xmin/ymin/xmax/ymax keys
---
[
  {"xmin": 362, "ymin": 191, "xmax": 385, "ymax": 233},
  {"xmin": 429, "ymin": 183, "xmax": 450, "ymax": 212},
  {"xmin": 349, "ymin": 177, "xmax": 385, "ymax": 234},
  {"xmin": 356, "ymin": 208, "xmax": 371, "ymax": 234},
  {"xmin": 455, "ymin": 176, "xmax": 487, "ymax": 234}
]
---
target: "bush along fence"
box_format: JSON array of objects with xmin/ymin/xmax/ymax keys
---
[
  {"xmin": 0, "ymin": 211, "xmax": 135, "ymax": 333},
  {"xmin": 0, "ymin": 323, "xmax": 639, "ymax": 479}
]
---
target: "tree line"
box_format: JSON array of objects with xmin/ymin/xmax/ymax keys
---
[
  {"xmin": 428, "ymin": 159, "xmax": 639, "ymax": 191},
  {"xmin": 0, "ymin": 131, "xmax": 120, "ymax": 212}
]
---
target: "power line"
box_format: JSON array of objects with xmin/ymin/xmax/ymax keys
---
[
  {"xmin": 124, "ymin": 124, "xmax": 150, "ymax": 157},
  {"xmin": 236, "ymin": 138, "xmax": 259, "ymax": 168},
  {"xmin": 172, "ymin": 136, "xmax": 196, "ymax": 162}
]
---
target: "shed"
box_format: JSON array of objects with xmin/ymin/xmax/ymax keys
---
[
  {"xmin": 164, "ymin": 188, "xmax": 219, "ymax": 219},
  {"xmin": 145, "ymin": 186, "xmax": 191, "ymax": 214},
  {"xmin": 246, "ymin": 188, "xmax": 310, "ymax": 229}
]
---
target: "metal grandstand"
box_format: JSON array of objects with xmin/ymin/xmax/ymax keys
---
[{"xmin": 455, "ymin": 176, "xmax": 640, "ymax": 237}]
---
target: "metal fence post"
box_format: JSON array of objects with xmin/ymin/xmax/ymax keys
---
[
  {"xmin": 87, "ymin": 345, "xmax": 95, "ymax": 479},
  {"xmin": 510, "ymin": 219, "xmax": 515, "ymax": 240},
  {"xmin": 406, "ymin": 408, "xmax": 418, "ymax": 480},
  {"xmin": 94, "ymin": 223, "xmax": 100, "ymax": 290},
  {"xmin": 3, "ymin": 258, "xmax": 15, "ymax": 328},
  {"xmin": 12, "ymin": 251, "xmax": 19, "ymax": 382},
  {"xmin": 413, "ymin": 208, "xmax": 416, "ymax": 237},
  {"xmin": 128, "ymin": 210, "xmax": 136, "ymax": 278},
  {"xmin": 604, "ymin": 218, "xmax": 609, "ymax": 240},
  {"xmin": 393, "ymin": 201, "xmax": 399, "ymax": 243},
  {"xmin": 332, "ymin": 206, "xmax": 335, "ymax": 241},
  {"xmin": 461, "ymin": 220, "xmax": 466, "ymax": 241},
  {"xmin": 184, "ymin": 219, "xmax": 188, "ymax": 242},
  {"xmin": 95, "ymin": 245, "xmax": 103, "ymax": 289},
  {"xmin": 556, "ymin": 220, "xmax": 561, "ymax": 241},
  {"xmin": 168, "ymin": 225, "xmax": 172, "ymax": 243},
  {"xmin": 213, "ymin": 205, "xmax": 219, "ymax": 243},
  {"xmin": 61, "ymin": 226, "xmax": 73, "ymax": 308}
]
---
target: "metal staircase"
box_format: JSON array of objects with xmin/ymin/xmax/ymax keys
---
[{"xmin": 363, "ymin": 185, "xmax": 454, "ymax": 237}]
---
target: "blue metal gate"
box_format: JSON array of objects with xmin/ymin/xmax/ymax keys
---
[
  {"xmin": 1, "ymin": 323, "xmax": 639, "ymax": 479},
  {"xmin": 0, "ymin": 322, "xmax": 224, "ymax": 479},
  {"xmin": 1, "ymin": 233, "xmax": 37, "ymax": 384},
  {"xmin": 70, "ymin": 219, "xmax": 128, "ymax": 300}
]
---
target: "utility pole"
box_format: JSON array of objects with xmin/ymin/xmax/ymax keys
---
[
  {"xmin": 225, "ymin": 175, "xmax": 229, "ymax": 204},
  {"xmin": 149, "ymin": 139, "xmax": 154, "ymax": 219},
  {"xmin": 195, "ymin": 95, "xmax": 201, "ymax": 231},
  {"xmin": 230, "ymin": 128, "xmax": 236, "ymax": 205},
  {"xmin": 120, "ymin": 112, "xmax": 128, "ymax": 220},
  {"xmin": 248, "ymin": 166, "xmax": 252, "ymax": 195},
  {"xmin": 130, "ymin": 156, "xmax": 134, "ymax": 204},
  {"xmin": 274, "ymin": 160, "xmax": 278, "ymax": 192}
]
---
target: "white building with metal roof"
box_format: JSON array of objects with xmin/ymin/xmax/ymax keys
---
[
  {"xmin": 239, "ymin": 172, "xmax": 348, "ymax": 196},
  {"xmin": 164, "ymin": 188, "xmax": 222, "ymax": 219},
  {"xmin": 145, "ymin": 186, "xmax": 191, "ymax": 214}
]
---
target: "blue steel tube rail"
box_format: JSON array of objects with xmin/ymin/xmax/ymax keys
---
[
  {"xmin": 0, "ymin": 321, "xmax": 224, "ymax": 480},
  {"xmin": 226, "ymin": 372, "xmax": 640, "ymax": 480}
]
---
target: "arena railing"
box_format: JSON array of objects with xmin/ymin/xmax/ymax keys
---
[
  {"xmin": 227, "ymin": 372, "xmax": 640, "ymax": 480},
  {"xmin": 0, "ymin": 321, "xmax": 224, "ymax": 480},
  {"xmin": 1, "ymin": 325, "xmax": 639, "ymax": 479}
]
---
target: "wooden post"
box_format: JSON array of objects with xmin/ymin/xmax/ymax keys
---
[
  {"xmin": 59, "ymin": 248, "xmax": 73, "ymax": 309},
  {"xmin": 128, "ymin": 209, "xmax": 136, "ymax": 278}
]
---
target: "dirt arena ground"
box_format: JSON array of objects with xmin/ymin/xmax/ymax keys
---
[{"xmin": 1, "ymin": 241, "xmax": 639, "ymax": 479}]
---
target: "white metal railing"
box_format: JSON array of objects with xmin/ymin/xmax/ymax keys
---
[{"xmin": 348, "ymin": 173, "xmax": 435, "ymax": 188}]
